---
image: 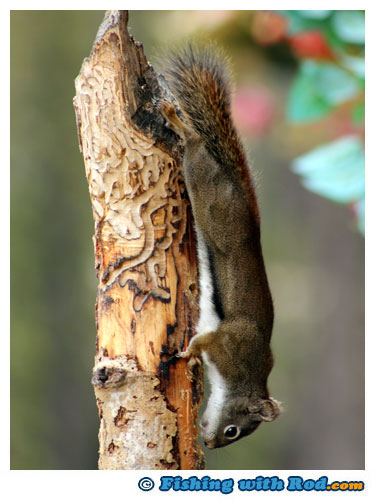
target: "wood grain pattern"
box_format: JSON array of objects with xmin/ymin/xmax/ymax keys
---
[{"xmin": 73, "ymin": 10, "xmax": 204, "ymax": 470}]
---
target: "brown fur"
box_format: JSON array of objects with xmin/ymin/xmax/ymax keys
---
[
  {"xmin": 161, "ymin": 45, "xmax": 279, "ymax": 448},
  {"xmin": 164, "ymin": 44, "xmax": 260, "ymax": 224}
]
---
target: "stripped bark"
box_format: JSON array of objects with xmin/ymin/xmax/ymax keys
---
[{"xmin": 73, "ymin": 10, "xmax": 205, "ymax": 470}]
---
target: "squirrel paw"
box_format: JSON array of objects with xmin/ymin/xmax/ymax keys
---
[
  {"xmin": 160, "ymin": 101, "xmax": 179, "ymax": 132},
  {"xmin": 160, "ymin": 101, "xmax": 175, "ymax": 120},
  {"xmin": 186, "ymin": 355, "xmax": 203, "ymax": 381},
  {"xmin": 160, "ymin": 100, "xmax": 192, "ymax": 140}
]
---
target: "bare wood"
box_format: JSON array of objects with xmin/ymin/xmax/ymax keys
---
[{"xmin": 73, "ymin": 10, "xmax": 205, "ymax": 470}]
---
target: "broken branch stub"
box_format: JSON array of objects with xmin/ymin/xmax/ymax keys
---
[{"xmin": 73, "ymin": 10, "xmax": 204, "ymax": 470}]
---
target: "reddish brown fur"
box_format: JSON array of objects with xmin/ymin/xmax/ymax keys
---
[
  {"xmin": 161, "ymin": 44, "xmax": 279, "ymax": 449},
  {"xmin": 164, "ymin": 44, "xmax": 260, "ymax": 226}
]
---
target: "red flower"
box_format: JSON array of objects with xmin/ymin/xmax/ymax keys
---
[{"xmin": 288, "ymin": 31, "xmax": 335, "ymax": 61}]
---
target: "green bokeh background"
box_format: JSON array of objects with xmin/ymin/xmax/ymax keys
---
[{"xmin": 10, "ymin": 10, "xmax": 364, "ymax": 470}]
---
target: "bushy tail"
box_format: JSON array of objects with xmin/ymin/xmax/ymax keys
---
[{"xmin": 164, "ymin": 44, "xmax": 247, "ymax": 171}]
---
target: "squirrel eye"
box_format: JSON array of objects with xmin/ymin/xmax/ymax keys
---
[{"xmin": 224, "ymin": 425, "xmax": 240, "ymax": 440}]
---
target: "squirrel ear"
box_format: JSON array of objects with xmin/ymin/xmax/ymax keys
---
[
  {"xmin": 259, "ymin": 398, "xmax": 281, "ymax": 422},
  {"xmin": 248, "ymin": 398, "xmax": 281, "ymax": 422}
]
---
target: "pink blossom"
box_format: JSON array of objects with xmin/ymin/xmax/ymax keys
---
[{"xmin": 232, "ymin": 88, "xmax": 275, "ymax": 136}]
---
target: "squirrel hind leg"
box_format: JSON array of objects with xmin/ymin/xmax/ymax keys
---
[{"xmin": 160, "ymin": 101, "xmax": 194, "ymax": 140}]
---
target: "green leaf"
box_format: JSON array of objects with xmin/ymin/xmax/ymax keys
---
[
  {"xmin": 286, "ymin": 65, "xmax": 331, "ymax": 123},
  {"xmin": 297, "ymin": 10, "xmax": 332, "ymax": 19},
  {"xmin": 352, "ymin": 101, "xmax": 365, "ymax": 125},
  {"xmin": 281, "ymin": 10, "xmax": 328, "ymax": 34},
  {"xmin": 286, "ymin": 61, "xmax": 360, "ymax": 123},
  {"xmin": 332, "ymin": 11, "xmax": 365, "ymax": 44},
  {"xmin": 314, "ymin": 63, "xmax": 360, "ymax": 105},
  {"xmin": 341, "ymin": 53, "xmax": 365, "ymax": 79},
  {"xmin": 292, "ymin": 135, "xmax": 365, "ymax": 203}
]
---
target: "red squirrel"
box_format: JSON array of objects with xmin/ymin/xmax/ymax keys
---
[{"xmin": 161, "ymin": 44, "xmax": 280, "ymax": 449}]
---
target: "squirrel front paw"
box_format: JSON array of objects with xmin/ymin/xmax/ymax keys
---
[
  {"xmin": 178, "ymin": 337, "xmax": 203, "ymax": 380},
  {"xmin": 160, "ymin": 100, "xmax": 194, "ymax": 140},
  {"xmin": 185, "ymin": 355, "xmax": 203, "ymax": 382},
  {"xmin": 178, "ymin": 349, "xmax": 190, "ymax": 359}
]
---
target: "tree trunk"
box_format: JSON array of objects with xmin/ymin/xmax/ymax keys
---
[{"xmin": 73, "ymin": 10, "xmax": 205, "ymax": 470}]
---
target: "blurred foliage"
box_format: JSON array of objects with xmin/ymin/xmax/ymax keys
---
[
  {"xmin": 287, "ymin": 61, "xmax": 360, "ymax": 122},
  {"xmin": 11, "ymin": 10, "xmax": 364, "ymax": 471},
  {"xmin": 291, "ymin": 136, "xmax": 365, "ymax": 234},
  {"xmin": 246, "ymin": 10, "xmax": 365, "ymax": 235},
  {"xmin": 280, "ymin": 10, "xmax": 365, "ymax": 235}
]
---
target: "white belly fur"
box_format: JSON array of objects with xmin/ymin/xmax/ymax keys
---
[
  {"xmin": 195, "ymin": 223, "xmax": 221, "ymax": 336},
  {"xmin": 202, "ymin": 351, "xmax": 227, "ymax": 435},
  {"xmin": 194, "ymin": 224, "xmax": 226, "ymax": 435}
]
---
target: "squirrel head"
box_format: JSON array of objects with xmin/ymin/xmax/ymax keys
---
[{"xmin": 200, "ymin": 394, "xmax": 281, "ymax": 449}]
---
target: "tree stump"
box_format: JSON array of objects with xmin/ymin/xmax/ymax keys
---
[{"xmin": 73, "ymin": 10, "xmax": 205, "ymax": 470}]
